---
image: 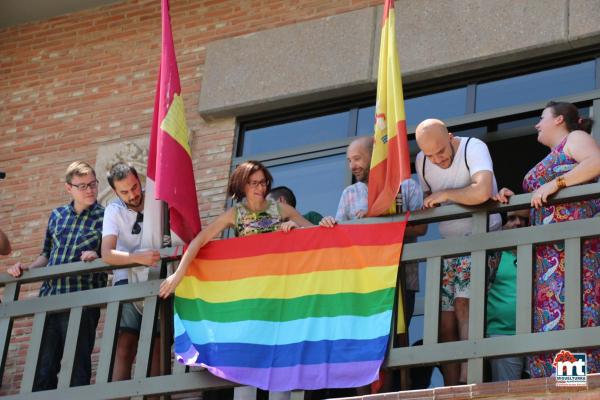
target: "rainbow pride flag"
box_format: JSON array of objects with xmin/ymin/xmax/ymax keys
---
[{"xmin": 173, "ymin": 221, "xmax": 407, "ymax": 391}]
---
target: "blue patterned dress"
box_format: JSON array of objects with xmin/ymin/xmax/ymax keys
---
[{"xmin": 522, "ymin": 136, "xmax": 600, "ymax": 377}]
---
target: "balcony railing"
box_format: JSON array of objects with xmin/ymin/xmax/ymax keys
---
[{"xmin": 1, "ymin": 182, "xmax": 600, "ymax": 399}]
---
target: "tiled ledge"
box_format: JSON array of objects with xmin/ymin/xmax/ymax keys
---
[{"xmin": 336, "ymin": 373, "xmax": 600, "ymax": 400}]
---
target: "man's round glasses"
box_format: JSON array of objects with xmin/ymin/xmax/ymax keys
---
[{"xmin": 68, "ymin": 180, "xmax": 99, "ymax": 191}]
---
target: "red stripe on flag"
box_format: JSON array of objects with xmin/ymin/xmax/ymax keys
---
[
  {"xmin": 382, "ymin": 0, "xmax": 394, "ymax": 24},
  {"xmin": 367, "ymin": 120, "xmax": 410, "ymax": 216},
  {"xmin": 156, "ymin": 131, "xmax": 200, "ymax": 243},
  {"xmin": 196, "ymin": 221, "xmax": 408, "ymax": 260}
]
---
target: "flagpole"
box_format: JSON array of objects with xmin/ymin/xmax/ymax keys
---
[{"xmin": 159, "ymin": 200, "xmax": 172, "ymax": 377}]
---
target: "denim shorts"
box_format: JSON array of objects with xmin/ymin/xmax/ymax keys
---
[{"xmin": 115, "ymin": 279, "xmax": 159, "ymax": 336}]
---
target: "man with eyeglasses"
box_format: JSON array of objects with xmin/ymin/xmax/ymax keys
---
[
  {"xmin": 101, "ymin": 162, "xmax": 161, "ymax": 381},
  {"xmin": 415, "ymin": 118, "xmax": 502, "ymax": 385},
  {"xmin": 7, "ymin": 161, "xmax": 106, "ymax": 391}
]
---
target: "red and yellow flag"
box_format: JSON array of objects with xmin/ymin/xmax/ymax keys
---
[
  {"xmin": 146, "ymin": 0, "xmax": 201, "ymax": 245},
  {"xmin": 367, "ymin": 0, "xmax": 411, "ymax": 217}
]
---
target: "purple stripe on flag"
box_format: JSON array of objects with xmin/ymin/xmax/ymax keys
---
[
  {"xmin": 175, "ymin": 344, "xmax": 199, "ymax": 364},
  {"xmin": 202, "ymin": 360, "xmax": 382, "ymax": 391}
]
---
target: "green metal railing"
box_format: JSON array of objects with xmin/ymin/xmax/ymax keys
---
[
  {"xmin": 0, "ymin": 183, "xmax": 599, "ymax": 399},
  {"xmin": 384, "ymin": 181, "xmax": 600, "ymax": 384}
]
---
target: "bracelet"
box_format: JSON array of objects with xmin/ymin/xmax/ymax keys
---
[{"xmin": 556, "ymin": 176, "xmax": 567, "ymax": 189}]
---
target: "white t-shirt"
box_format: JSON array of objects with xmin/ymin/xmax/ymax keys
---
[
  {"xmin": 415, "ymin": 137, "xmax": 502, "ymax": 238},
  {"xmin": 102, "ymin": 199, "xmax": 144, "ymax": 283}
]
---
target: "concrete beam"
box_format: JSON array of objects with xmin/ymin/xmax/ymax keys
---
[{"xmin": 197, "ymin": 0, "xmax": 600, "ymax": 118}]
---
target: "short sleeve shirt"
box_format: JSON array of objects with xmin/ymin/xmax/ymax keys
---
[
  {"xmin": 415, "ymin": 137, "xmax": 502, "ymax": 237},
  {"xmin": 39, "ymin": 202, "xmax": 106, "ymax": 296},
  {"xmin": 335, "ymin": 179, "xmax": 423, "ymax": 222},
  {"xmin": 102, "ymin": 199, "xmax": 144, "ymax": 283}
]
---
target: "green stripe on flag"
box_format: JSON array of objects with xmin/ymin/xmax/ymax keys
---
[{"xmin": 174, "ymin": 288, "xmax": 395, "ymax": 323}]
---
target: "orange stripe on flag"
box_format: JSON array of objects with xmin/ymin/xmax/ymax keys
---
[{"xmin": 187, "ymin": 243, "xmax": 403, "ymax": 281}]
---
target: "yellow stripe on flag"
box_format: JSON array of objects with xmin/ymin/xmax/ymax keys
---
[
  {"xmin": 160, "ymin": 93, "xmax": 192, "ymax": 156},
  {"xmin": 370, "ymin": 8, "xmax": 405, "ymax": 168},
  {"xmin": 176, "ymin": 265, "xmax": 398, "ymax": 303}
]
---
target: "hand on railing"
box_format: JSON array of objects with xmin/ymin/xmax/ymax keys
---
[
  {"xmin": 80, "ymin": 250, "xmax": 99, "ymax": 262},
  {"xmin": 133, "ymin": 250, "xmax": 161, "ymax": 266},
  {"xmin": 423, "ymin": 191, "xmax": 447, "ymax": 208},
  {"xmin": 530, "ymin": 182, "xmax": 557, "ymax": 209},
  {"xmin": 319, "ymin": 216, "xmax": 337, "ymax": 228},
  {"xmin": 493, "ymin": 187, "xmax": 514, "ymax": 204},
  {"xmin": 6, "ymin": 262, "xmax": 26, "ymax": 278},
  {"xmin": 280, "ymin": 220, "xmax": 299, "ymax": 232}
]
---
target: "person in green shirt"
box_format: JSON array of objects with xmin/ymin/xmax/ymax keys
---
[
  {"xmin": 267, "ymin": 186, "xmax": 323, "ymax": 225},
  {"xmin": 486, "ymin": 210, "xmax": 530, "ymax": 382}
]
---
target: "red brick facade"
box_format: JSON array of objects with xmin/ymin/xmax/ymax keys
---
[{"xmin": 0, "ymin": 0, "xmax": 381, "ymax": 394}]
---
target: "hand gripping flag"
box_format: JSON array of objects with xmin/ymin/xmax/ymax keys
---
[
  {"xmin": 367, "ymin": 0, "xmax": 411, "ymax": 217},
  {"xmin": 145, "ymin": 0, "xmax": 201, "ymax": 248},
  {"xmin": 174, "ymin": 222, "xmax": 407, "ymax": 391}
]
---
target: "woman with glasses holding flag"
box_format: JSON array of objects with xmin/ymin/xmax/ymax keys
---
[
  {"xmin": 159, "ymin": 160, "xmax": 312, "ymax": 298},
  {"xmin": 159, "ymin": 160, "xmax": 312, "ymax": 400}
]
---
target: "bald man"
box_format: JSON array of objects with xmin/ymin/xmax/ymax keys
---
[
  {"xmin": 320, "ymin": 135, "xmax": 425, "ymax": 394},
  {"xmin": 320, "ymin": 136, "xmax": 424, "ymax": 229},
  {"xmin": 415, "ymin": 119, "xmax": 501, "ymax": 385}
]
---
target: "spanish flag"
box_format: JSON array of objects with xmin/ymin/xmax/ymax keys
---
[
  {"xmin": 146, "ymin": 0, "xmax": 201, "ymax": 246},
  {"xmin": 174, "ymin": 221, "xmax": 407, "ymax": 391},
  {"xmin": 367, "ymin": 0, "xmax": 411, "ymax": 217}
]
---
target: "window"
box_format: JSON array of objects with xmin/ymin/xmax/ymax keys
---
[
  {"xmin": 240, "ymin": 111, "xmax": 350, "ymax": 156},
  {"xmin": 357, "ymin": 88, "xmax": 468, "ymax": 136},
  {"xmin": 476, "ymin": 61, "xmax": 595, "ymax": 112},
  {"xmin": 235, "ymin": 58, "xmax": 600, "ymax": 221},
  {"xmin": 269, "ymin": 155, "xmax": 348, "ymax": 217}
]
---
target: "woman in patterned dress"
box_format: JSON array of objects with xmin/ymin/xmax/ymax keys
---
[
  {"xmin": 159, "ymin": 160, "xmax": 312, "ymax": 298},
  {"xmin": 497, "ymin": 101, "xmax": 600, "ymax": 377}
]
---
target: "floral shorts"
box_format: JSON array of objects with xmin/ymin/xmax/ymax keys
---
[{"xmin": 440, "ymin": 255, "xmax": 471, "ymax": 311}]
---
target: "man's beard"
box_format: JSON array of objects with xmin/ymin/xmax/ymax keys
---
[
  {"xmin": 354, "ymin": 170, "xmax": 369, "ymax": 183},
  {"xmin": 125, "ymin": 194, "xmax": 143, "ymax": 209}
]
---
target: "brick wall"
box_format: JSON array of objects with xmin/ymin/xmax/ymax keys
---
[{"xmin": 0, "ymin": 0, "xmax": 381, "ymax": 394}]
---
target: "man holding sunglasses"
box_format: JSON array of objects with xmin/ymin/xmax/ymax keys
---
[
  {"xmin": 7, "ymin": 161, "xmax": 106, "ymax": 391},
  {"xmin": 101, "ymin": 161, "xmax": 161, "ymax": 381}
]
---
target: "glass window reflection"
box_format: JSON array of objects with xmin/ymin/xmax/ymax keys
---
[
  {"xmin": 497, "ymin": 107, "xmax": 590, "ymax": 131},
  {"xmin": 476, "ymin": 61, "xmax": 595, "ymax": 112},
  {"xmin": 357, "ymin": 88, "xmax": 467, "ymax": 136},
  {"xmin": 269, "ymin": 154, "xmax": 348, "ymax": 218},
  {"xmin": 241, "ymin": 112, "xmax": 350, "ymax": 156}
]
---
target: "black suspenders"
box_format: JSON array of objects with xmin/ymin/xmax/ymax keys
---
[{"xmin": 422, "ymin": 137, "xmax": 472, "ymax": 192}]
